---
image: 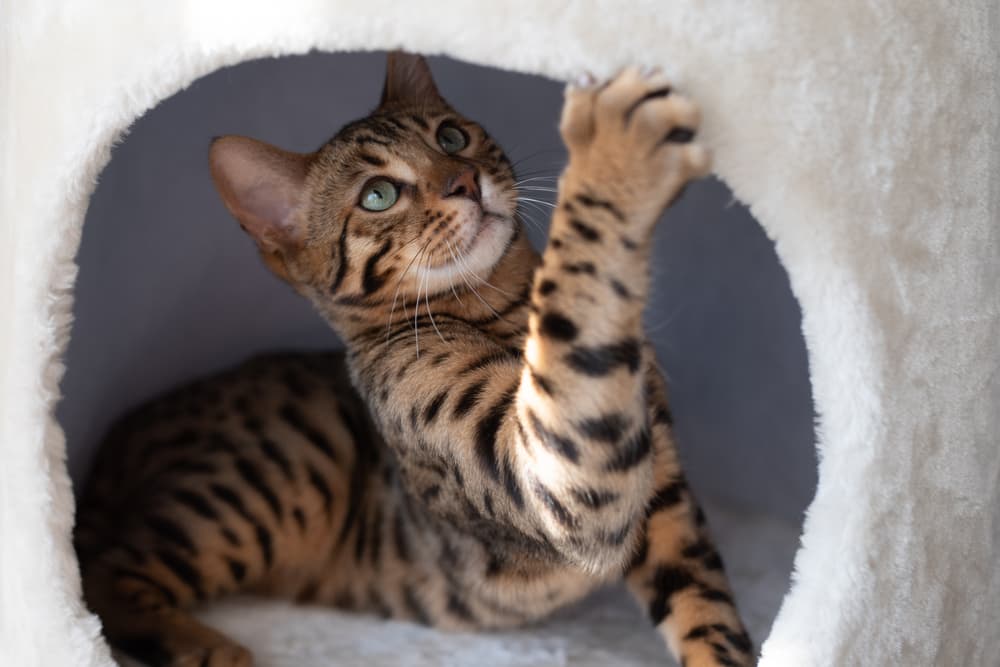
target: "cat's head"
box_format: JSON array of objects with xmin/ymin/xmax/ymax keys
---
[{"xmin": 209, "ymin": 53, "xmax": 523, "ymax": 326}]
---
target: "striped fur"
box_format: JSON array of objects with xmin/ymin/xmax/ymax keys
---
[{"xmin": 75, "ymin": 54, "xmax": 752, "ymax": 666}]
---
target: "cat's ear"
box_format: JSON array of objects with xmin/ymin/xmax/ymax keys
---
[
  {"xmin": 380, "ymin": 51, "xmax": 443, "ymax": 107},
  {"xmin": 208, "ymin": 136, "xmax": 314, "ymax": 253}
]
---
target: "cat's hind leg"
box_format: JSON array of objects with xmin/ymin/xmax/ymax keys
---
[{"xmin": 80, "ymin": 545, "xmax": 252, "ymax": 667}]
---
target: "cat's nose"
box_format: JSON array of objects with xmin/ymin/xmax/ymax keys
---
[{"xmin": 444, "ymin": 167, "xmax": 481, "ymax": 205}]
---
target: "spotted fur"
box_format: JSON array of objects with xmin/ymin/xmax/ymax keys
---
[{"xmin": 75, "ymin": 53, "xmax": 752, "ymax": 667}]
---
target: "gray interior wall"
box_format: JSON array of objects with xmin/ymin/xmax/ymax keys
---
[{"xmin": 59, "ymin": 51, "xmax": 816, "ymax": 522}]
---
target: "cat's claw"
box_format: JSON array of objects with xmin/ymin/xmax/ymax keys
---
[{"xmin": 560, "ymin": 65, "xmax": 709, "ymax": 227}]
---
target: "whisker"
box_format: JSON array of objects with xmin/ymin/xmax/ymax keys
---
[
  {"xmin": 515, "ymin": 186, "xmax": 560, "ymax": 193},
  {"xmin": 446, "ymin": 241, "xmax": 511, "ymax": 324},
  {"xmin": 386, "ymin": 237, "xmax": 433, "ymax": 347},
  {"xmin": 518, "ymin": 197, "xmax": 558, "ymax": 210},
  {"xmin": 451, "ymin": 241, "xmax": 520, "ymax": 300},
  {"xmin": 513, "ymin": 175, "xmax": 559, "ymax": 187},
  {"xmin": 423, "ymin": 264, "xmax": 447, "ymax": 345},
  {"xmin": 515, "ymin": 210, "xmax": 548, "ymax": 236}
]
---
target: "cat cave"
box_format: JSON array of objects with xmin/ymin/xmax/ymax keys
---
[{"xmin": 1, "ymin": 2, "xmax": 997, "ymax": 666}]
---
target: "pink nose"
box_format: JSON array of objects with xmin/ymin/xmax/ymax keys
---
[{"xmin": 444, "ymin": 167, "xmax": 481, "ymax": 204}]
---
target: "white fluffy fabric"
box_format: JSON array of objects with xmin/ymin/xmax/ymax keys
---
[{"xmin": 0, "ymin": 2, "xmax": 997, "ymax": 666}]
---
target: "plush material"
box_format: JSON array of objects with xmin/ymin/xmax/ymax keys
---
[{"xmin": 0, "ymin": 2, "xmax": 997, "ymax": 666}]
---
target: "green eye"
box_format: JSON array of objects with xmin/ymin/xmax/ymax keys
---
[
  {"xmin": 360, "ymin": 179, "xmax": 399, "ymax": 212},
  {"xmin": 437, "ymin": 124, "xmax": 467, "ymax": 153}
]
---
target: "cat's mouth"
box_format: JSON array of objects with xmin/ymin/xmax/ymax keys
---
[{"xmin": 419, "ymin": 207, "xmax": 515, "ymax": 291}]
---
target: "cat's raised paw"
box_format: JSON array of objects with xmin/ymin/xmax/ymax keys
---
[{"xmin": 560, "ymin": 66, "xmax": 709, "ymax": 225}]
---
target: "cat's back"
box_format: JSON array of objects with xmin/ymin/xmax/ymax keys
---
[{"xmin": 75, "ymin": 349, "xmax": 373, "ymax": 560}]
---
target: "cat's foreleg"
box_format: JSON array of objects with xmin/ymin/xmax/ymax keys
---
[{"xmin": 509, "ymin": 66, "xmax": 709, "ymax": 573}]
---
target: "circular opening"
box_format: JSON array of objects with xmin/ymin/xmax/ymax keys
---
[{"xmin": 60, "ymin": 51, "xmax": 815, "ymax": 664}]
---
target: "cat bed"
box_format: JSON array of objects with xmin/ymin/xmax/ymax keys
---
[{"xmin": 0, "ymin": 2, "xmax": 997, "ymax": 666}]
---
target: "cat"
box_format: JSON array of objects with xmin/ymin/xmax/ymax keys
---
[{"xmin": 74, "ymin": 53, "xmax": 753, "ymax": 667}]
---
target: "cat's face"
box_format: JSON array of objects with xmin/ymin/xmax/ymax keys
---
[{"xmin": 209, "ymin": 53, "xmax": 519, "ymax": 321}]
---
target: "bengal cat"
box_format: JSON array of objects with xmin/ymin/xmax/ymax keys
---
[{"xmin": 75, "ymin": 53, "xmax": 753, "ymax": 667}]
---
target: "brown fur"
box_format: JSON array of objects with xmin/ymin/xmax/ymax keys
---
[{"xmin": 75, "ymin": 53, "xmax": 753, "ymax": 666}]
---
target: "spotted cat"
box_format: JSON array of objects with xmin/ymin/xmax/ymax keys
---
[{"xmin": 75, "ymin": 53, "xmax": 753, "ymax": 667}]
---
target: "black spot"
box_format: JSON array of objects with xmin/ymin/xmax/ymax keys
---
[
  {"xmin": 155, "ymin": 549, "xmax": 204, "ymax": 600},
  {"xmin": 226, "ymin": 558, "xmax": 247, "ymax": 583},
  {"xmin": 529, "ymin": 367, "xmax": 555, "ymax": 396},
  {"xmin": 562, "ymin": 261, "xmax": 596, "ymax": 275},
  {"xmin": 537, "ymin": 279, "xmax": 558, "ymax": 296},
  {"xmin": 610, "ymin": 279, "xmax": 632, "ymax": 300},
  {"xmin": 571, "ymin": 487, "xmax": 619, "ymax": 510},
  {"xmin": 361, "ymin": 239, "xmax": 393, "ymax": 294},
  {"xmin": 704, "ymin": 552, "xmax": 725, "ymax": 571},
  {"xmin": 116, "ymin": 636, "xmax": 173, "ymax": 666},
  {"xmin": 602, "ymin": 521, "xmax": 632, "ymax": 545},
  {"xmin": 306, "ymin": 464, "xmax": 334, "ymax": 515},
  {"xmin": 330, "ymin": 215, "xmax": 351, "ymax": 293},
  {"xmin": 526, "ymin": 409, "xmax": 580, "ymax": 463},
  {"xmin": 604, "ymin": 429, "xmax": 652, "ymax": 472},
  {"xmin": 565, "ymin": 338, "xmax": 641, "ymax": 376},
  {"xmin": 145, "ymin": 515, "xmax": 196, "ymax": 554},
  {"xmin": 292, "ymin": 507, "xmax": 307, "ymax": 531},
  {"xmin": 368, "ymin": 586, "xmax": 393, "ymax": 618},
  {"xmin": 453, "ymin": 381, "xmax": 486, "ymax": 417},
  {"xmin": 653, "ymin": 401, "xmax": 674, "ymax": 426},
  {"xmin": 569, "ymin": 219, "xmax": 601, "ymax": 242},
  {"xmin": 695, "ymin": 505, "xmax": 707, "ymax": 526},
  {"xmin": 423, "ymin": 390, "xmax": 449, "ymax": 424},
  {"xmin": 501, "ymin": 457, "xmax": 525, "ymax": 509},
  {"xmin": 369, "ymin": 505, "xmax": 383, "ymax": 565},
  {"xmin": 234, "ymin": 457, "xmax": 283, "ymax": 520},
  {"xmin": 111, "ymin": 567, "xmax": 178, "ymax": 606},
  {"xmin": 699, "ymin": 588, "xmax": 734, "ymax": 605},
  {"xmin": 421, "ymin": 484, "xmax": 441, "ymax": 503},
  {"xmin": 576, "ymin": 412, "xmax": 630, "ymax": 444},
  {"xmin": 280, "ymin": 369, "xmax": 309, "ymax": 398},
  {"xmin": 403, "ymin": 585, "xmax": 432, "ymax": 625},
  {"xmin": 720, "ymin": 627, "xmax": 753, "ymax": 654},
  {"xmin": 664, "ymin": 127, "xmax": 695, "ymax": 143},
  {"xmin": 358, "ymin": 152, "xmax": 386, "ymax": 167},
  {"xmin": 647, "ymin": 479, "xmax": 686, "ymax": 515},
  {"xmin": 353, "ymin": 506, "xmax": 369, "ymax": 563},
  {"xmin": 353, "ymin": 134, "xmax": 391, "ymax": 147},
  {"xmin": 627, "ymin": 535, "xmax": 650, "ymax": 573},
  {"xmin": 574, "ymin": 193, "xmax": 624, "ymax": 222},
  {"xmin": 254, "ymin": 524, "xmax": 274, "ymax": 567},
  {"xmin": 447, "ymin": 592, "xmax": 476, "ymax": 623},
  {"xmin": 681, "ymin": 538, "xmax": 714, "ymax": 560},
  {"xmin": 458, "ymin": 349, "xmax": 520, "ymax": 376},
  {"xmin": 171, "ymin": 489, "xmax": 219, "ymax": 520},
  {"xmin": 393, "ymin": 511, "xmax": 411, "ymax": 562},
  {"xmin": 280, "ymin": 404, "xmax": 339, "ymax": 463},
  {"xmin": 685, "ymin": 625, "xmax": 713, "ymax": 641},
  {"xmin": 209, "ymin": 484, "xmax": 273, "ymax": 566},
  {"xmin": 258, "ymin": 436, "xmax": 295, "ymax": 481},
  {"xmin": 539, "ymin": 311, "xmax": 579, "ymax": 342},
  {"xmin": 531, "ymin": 478, "xmax": 577, "ymax": 528},
  {"xmin": 474, "ymin": 385, "xmax": 517, "ymax": 481},
  {"xmin": 648, "ymin": 565, "xmax": 696, "ymax": 626}
]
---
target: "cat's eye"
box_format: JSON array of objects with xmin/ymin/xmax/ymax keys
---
[
  {"xmin": 436, "ymin": 124, "xmax": 468, "ymax": 154},
  {"xmin": 360, "ymin": 179, "xmax": 399, "ymax": 212}
]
